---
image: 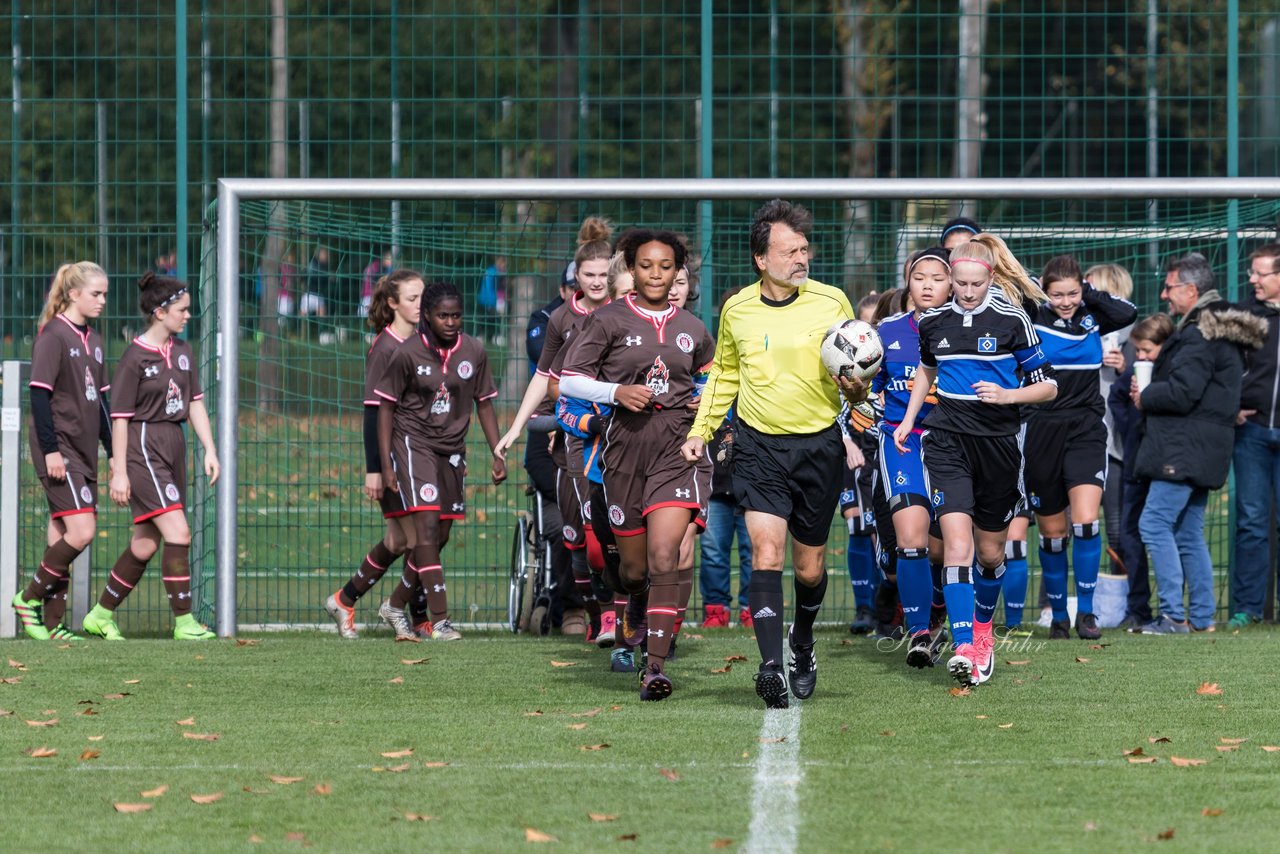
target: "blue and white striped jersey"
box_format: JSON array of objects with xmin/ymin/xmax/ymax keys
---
[{"xmin": 1029, "ymin": 284, "xmax": 1136, "ymax": 416}]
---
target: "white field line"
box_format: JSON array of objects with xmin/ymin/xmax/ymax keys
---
[{"xmin": 744, "ymin": 705, "xmax": 802, "ymax": 854}]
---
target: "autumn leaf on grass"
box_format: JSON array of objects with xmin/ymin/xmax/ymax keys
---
[
  {"xmin": 313, "ymin": 784, "xmax": 332, "ymax": 796},
  {"xmin": 386, "ymin": 763, "xmax": 411, "ymax": 773},
  {"xmin": 0, "ymin": 708, "xmax": 12, "ymax": 717},
  {"xmin": 79, "ymin": 749, "xmax": 101, "ymax": 761},
  {"xmin": 113, "ymin": 803, "xmax": 153, "ymax": 814},
  {"xmin": 1128, "ymin": 756, "xmax": 1159, "ymax": 764},
  {"xmin": 235, "ymin": 638, "xmax": 260, "ymax": 647},
  {"xmin": 102, "ymin": 693, "xmax": 131, "ymax": 700},
  {"xmin": 1202, "ymin": 808, "xmax": 1224, "ymax": 817},
  {"xmin": 1196, "ymin": 682, "xmax": 1224, "ymax": 696},
  {"xmin": 8, "ymin": 659, "xmax": 27, "ymax": 671},
  {"xmin": 175, "ymin": 717, "xmax": 196, "ymax": 726},
  {"xmin": 569, "ymin": 708, "xmax": 602, "ymax": 718},
  {"xmin": 285, "ymin": 833, "xmax": 307, "ymax": 843},
  {"xmin": 1216, "ymin": 745, "xmax": 1239, "ymax": 752},
  {"xmin": 1156, "ymin": 829, "xmax": 1176, "ymax": 840},
  {"xmin": 141, "ymin": 786, "xmax": 168, "ymax": 798},
  {"xmin": 711, "ymin": 840, "xmax": 734, "ymax": 850},
  {"xmin": 123, "ymin": 679, "xmax": 140, "ymax": 685},
  {"xmin": 1005, "ymin": 660, "xmax": 1031, "ymax": 666},
  {"xmin": 404, "ymin": 813, "xmax": 437, "ymax": 822},
  {"xmin": 579, "ymin": 743, "xmax": 610, "ymax": 751},
  {"xmin": 588, "ymin": 813, "xmax": 618, "ymax": 822},
  {"xmin": 759, "ymin": 737, "xmax": 787, "ymax": 744},
  {"xmin": 248, "ymin": 835, "xmax": 264, "ymax": 844},
  {"xmin": 78, "ymin": 708, "xmax": 98, "ymax": 717},
  {"xmin": 1169, "ymin": 756, "xmax": 1208, "ymax": 767},
  {"xmin": 524, "ymin": 710, "xmax": 544, "ymax": 717},
  {"xmin": 1261, "ymin": 746, "xmax": 1280, "ymax": 753},
  {"xmin": 268, "ymin": 775, "xmax": 304, "ymax": 784},
  {"xmin": 423, "ymin": 762, "xmax": 450, "ymax": 768},
  {"xmin": 997, "ymin": 723, "xmax": 1014, "ymax": 729},
  {"xmin": 26, "ymin": 719, "xmax": 58, "ymax": 727},
  {"xmin": 567, "ymin": 723, "xmax": 588, "ymax": 731},
  {"xmin": 1123, "ymin": 747, "xmax": 1146, "ymax": 757},
  {"xmin": 949, "ymin": 687, "xmax": 971, "ymax": 697},
  {"xmin": 709, "ymin": 664, "xmax": 732, "ymax": 674},
  {"xmin": 525, "ymin": 828, "xmax": 557, "ymax": 843},
  {"xmin": 190, "ymin": 792, "xmax": 224, "ymax": 804},
  {"xmin": 659, "ymin": 768, "xmax": 679, "ymax": 781},
  {"xmin": 24, "ymin": 747, "xmax": 57, "ymax": 758},
  {"xmin": 617, "ymin": 833, "xmax": 638, "ymax": 841},
  {"xmin": 388, "ymin": 677, "xmax": 404, "ymax": 684},
  {"xmin": 1220, "ymin": 737, "xmax": 1248, "ymax": 745},
  {"xmin": 87, "ymin": 736, "xmax": 104, "ymax": 742},
  {"xmin": 381, "ymin": 749, "xmax": 414, "ymax": 758},
  {"xmin": 879, "ymin": 731, "xmax": 895, "ymax": 737},
  {"xmin": 400, "ymin": 658, "xmax": 429, "ymax": 666},
  {"xmin": 183, "ymin": 732, "xmax": 219, "ymax": 742},
  {"xmin": 550, "ymin": 661, "xmax": 577, "ymax": 668},
  {"xmin": 724, "ymin": 655, "xmax": 747, "ymax": 662},
  {"xmin": 1074, "ymin": 657, "xmax": 1090, "ymax": 664},
  {"xmin": 1149, "ymin": 736, "xmax": 1172, "ymax": 744},
  {"xmin": 394, "ymin": 635, "xmax": 422, "ymax": 644},
  {"xmin": 1, "ymin": 676, "xmax": 23, "ymax": 684}
]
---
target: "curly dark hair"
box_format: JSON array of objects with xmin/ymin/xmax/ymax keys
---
[{"xmin": 749, "ymin": 199, "xmax": 813, "ymax": 273}]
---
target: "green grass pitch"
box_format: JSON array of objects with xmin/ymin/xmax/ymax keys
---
[{"xmin": 3, "ymin": 625, "xmax": 1280, "ymax": 851}]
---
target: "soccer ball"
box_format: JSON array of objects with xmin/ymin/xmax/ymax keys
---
[{"xmin": 820, "ymin": 319, "xmax": 884, "ymax": 381}]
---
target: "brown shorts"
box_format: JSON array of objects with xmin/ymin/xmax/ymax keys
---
[
  {"xmin": 127, "ymin": 421, "xmax": 186, "ymax": 524},
  {"xmin": 378, "ymin": 482, "xmax": 408, "ymax": 518},
  {"xmin": 556, "ymin": 468, "xmax": 588, "ymax": 550},
  {"xmin": 389, "ymin": 435, "xmax": 466, "ymax": 519},
  {"xmin": 39, "ymin": 456, "xmax": 98, "ymax": 519},
  {"xmin": 600, "ymin": 411, "xmax": 711, "ymax": 537}
]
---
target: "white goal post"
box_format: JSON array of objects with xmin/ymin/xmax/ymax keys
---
[{"xmin": 212, "ymin": 176, "xmax": 1280, "ymax": 636}]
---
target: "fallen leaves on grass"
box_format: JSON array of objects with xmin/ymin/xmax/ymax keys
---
[
  {"xmin": 1005, "ymin": 660, "xmax": 1031, "ymax": 666},
  {"xmin": 1075, "ymin": 657, "xmax": 1091, "ymax": 664},
  {"xmin": 1202, "ymin": 808, "xmax": 1224, "ymax": 817},
  {"xmin": 190, "ymin": 792, "xmax": 224, "ymax": 804},
  {"xmin": 759, "ymin": 737, "xmax": 787, "ymax": 744},
  {"xmin": 0, "ymin": 708, "xmax": 11, "ymax": 717},
  {"xmin": 285, "ymin": 832, "xmax": 307, "ymax": 843},
  {"xmin": 101, "ymin": 693, "xmax": 131, "ymax": 700},
  {"xmin": 1128, "ymin": 756, "xmax": 1159, "ymax": 764},
  {"xmin": 381, "ymin": 749, "xmax": 413, "ymax": 758},
  {"xmin": 87, "ymin": 736, "xmax": 104, "ymax": 742},
  {"xmin": 386, "ymin": 763, "xmax": 411, "ymax": 772},
  {"xmin": 388, "ymin": 677, "xmax": 404, "ymax": 684},
  {"xmin": 394, "ymin": 635, "xmax": 422, "ymax": 644},
  {"xmin": 1219, "ymin": 737, "xmax": 1248, "ymax": 744},
  {"xmin": 617, "ymin": 833, "xmax": 638, "ymax": 841},
  {"xmin": 1123, "ymin": 747, "xmax": 1146, "ymax": 756},
  {"xmin": 1196, "ymin": 682, "xmax": 1223, "ymax": 696},
  {"xmin": 242, "ymin": 786, "xmax": 270, "ymax": 794},
  {"xmin": 1216, "ymin": 745, "xmax": 1239, "ymax": 752},
  {"xmin": 724, "ymin": 655, "xmax": 747, "ymax": 662},
  {"xmin": 879, "ymin": 731, "xmax": 895, "ymax": 737},
  {"xmin": 524, "ymin": 710, "xmax": 544, "ymax": 717},
  {"xmin": 997, "ymin": 723, "xmax": 1014, "ymax": 729},
  {"xmin": 550, "ymin": 661, "xmax": 577, "ymax": 668},
  {"xmin": 313, "ymin": 784, "xmax": 332, "ymax": 796},
  {"xmin": 1169, "ymin": 756, "xmax": 1208, "ymax": 767},
  {"xmin": 1157, "ymin": 829, "xmax": 1176, "ymax": 840},
  {"xmin": 26, "ymin": 718, "xmax": 58, "ymax": 727},
  {"xmin": 570, "ymin": 708, "xmax": 602, "ymax": 718},
  {"xmin": 235, "ymin": 639, "xmax": 260, "ymax": 647},
  {"xmin": 423, "ymin": 762, "xmax": 450, "ymax": 768},
  {"xmin": 123, "ymin": 679, "xmax": 140, "ymax": 685},
  {"xmin": 77, "ymin": 708, "xmax": 98, "ymax": 716},
  {"xmin": 567, "ymin": 723, "xmax": 588, "ymax": 731},
  {"xmin": 659, "ymin": 768, "xmax": 679, "ymax": 781},
  {"xmin": 579, "ymin": 743, "xmax": 610, "ymax": 751},
  {"xmin": 711, "ymin": 840, "xmax": 733, "ymax": 849},
  {"xmin": 400, "ymin": 658, "xmax": 429, "ymax": 666},
  {"xmin": 268, "ymin": 775, "xmax": 304, "ymax": 784},
  {"xmin": 709, "ymin": 664, "xmax": 732, "ymax": 674},
  {"xmin": 1, "ymin": 677, "xmax": 23, "ymax": 685},
  {"xmin": 1261, "ymin": 746, "xmax": 1280, "ymax": 752},
  {"xmin": 949, "ymin": 687, "xmax": 971, "ymax": 697},
  {"xmin": 175, "ymin": 717, "xmax": 196, "ymax": 726},
  {"xmin": 8, "ymin": 659, "xmax": 27, "ymax": 671},
  {"xmin": 141, "ymin": 786, "xmax": 168, "ymax": 798},
  {"xmin": 79, "ymin": 749, "xmax": 101, "ymax": 761},
  {"xmin": 113, "ymin": 803, "xmax": 152, "ymax": 814},
  {"xmin": 182, "ymin": 732, "xmax": 219, "ymax": 742},
  {"xmin": 403, "ymin": 813, "xmax": 437, "ymax": 822},
  {"xmin": 1149, "ymin": 736, "xmax": 1172, "ymax": 744},
  {"xmin": 1088, "ymin": 643, "xmax": 1110, "ymax": 650},
  {"xmin": 248, "ymin": 835, "xmax": 264, "ymax": 844},
  {"xmin": 24, "ymin": 747, "xmax": 56, "ymax": 758},
  {"xmin": 525, "ymin": 828, "xmax": 556, "ymax": 843},
  {"xmin": 588, "ymin": 813, "xmax": 618, "ymax": 822}
]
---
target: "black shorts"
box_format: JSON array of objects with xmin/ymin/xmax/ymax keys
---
[
  {"xmin": 921, "ymin": 427, "xmax": 1023, "ymax": 533},
  {"xmin": 1023, "ymin": 414, "xmax": 1108, "ymax": 517},
  {"xmin": 732, "ymin": 419, "xmax": 843, "ymax": 548}
]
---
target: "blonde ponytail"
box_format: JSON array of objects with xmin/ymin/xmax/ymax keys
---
[
  {"xmin": 955, "ymin": 234, "xmax": 1047, "ymax": 306},
  {"xmin": 38, "ymin": 261, "xmax": 107, "ymax": 329}
]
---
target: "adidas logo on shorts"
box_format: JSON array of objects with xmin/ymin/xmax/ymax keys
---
[{"xmin": 753, "ymin": 606, "xmax": 777, "ymax": 619}]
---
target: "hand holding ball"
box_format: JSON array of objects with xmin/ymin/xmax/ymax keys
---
[{"xmin": 820, "ymin": 319, "xmax": 884, "ymax": 382}]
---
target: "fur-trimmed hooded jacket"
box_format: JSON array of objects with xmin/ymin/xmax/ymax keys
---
[{"xmin": 1135, "ymin": 291, "xmax": 1269, "ymax": 489}]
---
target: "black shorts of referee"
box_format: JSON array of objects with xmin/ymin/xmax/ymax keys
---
[
  {"xmin": 732, "ymin": 418, "xmax": 843, "ymax": 547},
  {"xmin": 921, "ymin": 426, "xmax": 1023, "ymax": 533}
]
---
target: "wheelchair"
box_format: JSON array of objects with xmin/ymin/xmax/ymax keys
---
[{"xmin": 508, "ymin": 483, "xmax": 556, "ymax": 634}]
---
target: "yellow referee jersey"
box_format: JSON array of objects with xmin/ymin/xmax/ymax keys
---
[{"xmin": 690, "ymin": 279, "xmax": 854, "ymax": 440}]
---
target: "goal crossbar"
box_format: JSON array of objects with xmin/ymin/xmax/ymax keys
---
[{"xmin": 213, "ymin": 176, "xmax": 1280, "ymax": 635}]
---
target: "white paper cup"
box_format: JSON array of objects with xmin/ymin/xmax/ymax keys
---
[
  {"xmin": 1133, "ymin": 360, "xmax": 1154, "ymax": 392},
  {"xmin": 1102, "ymin": 332, "xmax": 1121, "ymax": 352}
]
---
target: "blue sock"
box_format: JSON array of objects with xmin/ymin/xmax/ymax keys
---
[
  {"xmin": 930, "ymin": 563, "xmax": 946, "ymax": 609},
  {"xmin": 941, "ymin": 565, "xmax": 975, "ymax": 646},
  {"xmin": 974, "ymin": 561, "xmax": 1005, "ymax": 625},
  {"xmin": 1003, "ymin": 539, "xmax": 1028, "ymax": 626},
  {"xmin": 847, "ymin": 533, "xmax": 876, "ymax": 609},
  {"xmin": 1040, "ymin": 535, "xmax": 1070, "ymax": 622},
  {"xmin": 895, "ymin": 549, "xmax": 933, "ymax": 635},
  {"xmin": 1072, "ymin": 521, "xmax": 1102, "ymax": 616}
]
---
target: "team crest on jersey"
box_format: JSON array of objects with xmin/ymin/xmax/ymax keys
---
[
  {"xmin": 840, "ymin": 489, "xmax": 855, "ymax": 505},
  {"xmin": 165, "ymin": 378, "xmax": 184, "ymax": 415},
  {"xmin": 430, "ymin": 383, "xmax": 451, "ymax": 415},
  {"xmin": 165, "ymin": 483, "xmax": 180, "ymax": 502},
  {"xmin": 932, "ymin": 490, "xmax": 944, "ymax": 507},
  {"xmin": 676, "ymin": 332, "xmax": 694, "ymax": 354},
  {"xmin": 862, "ymin": 509, "xmax": 874, "ymax": 527},
  {"xmin": 419, "ymin": 483, "xmax": 439, "ymax": 503},
  {"xmin": 83, "ymin": 367, "xmax": 97, "ymax": 402},
  {"xmin": 80, "ymin": 485, "xmax": 93, "ymax": 504},
  {"xmin": 457, "ymin": 360, "xmax": 474, "ymax": 380},
  {"xmin": 1028, "ymin": 493, "xmax": 1041, "ymax": 508},
  {"xmin": 581, "ymin": 500, "xmax": 592, "ymax": 520},
  {"xmin": 178, "ymin": 354, "xmax": 190, "ymax": 371},
  {"xmin": 895, "ymin": 471, "xmax": 907, "ymax": 486},
  {"xmin": 977, "ymin": 334, "xmax": 997, "ymax": 353},
  {"xmin": 608, "ymin": 504, "xmax": 625, "ymax": 526},
  {"xmin": 562, "ymin": 525, "xmax": 577, "ymax": 543},
  {"xmin": 1081, "ymin": 314, "xmax": 1096, "ymax": 330},
  {"xmin": 94, "ymin": 346, "xmax": 103, "ymax": 363},
  {"xmin": 644, "ymin": 356, "xmax": 670, "ymax": 396}
]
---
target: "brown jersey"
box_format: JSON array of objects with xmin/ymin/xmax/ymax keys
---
[
  {"xmin": 109, "ymin": 337, "xmax": 204, "ymax": 424},
  {"xmin": 535, "ymin": 291, "xmax": 593, "ymax": 378},
  {"xmin": 27, "ymin": 314, "xmax": 109, "ymax": 474},
  {"xmin": 559, "ymin": 296, "xmax": 715, "ymax": 414},
  {"xmin": 374, "ymin": 330, "xmax": 497, "ymax": 454},
  {"xmin": 363, "ymin": 327, "xmax": 407, "ymax": 405}
]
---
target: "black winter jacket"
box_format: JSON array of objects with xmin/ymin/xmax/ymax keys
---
[
  {"xmin": 1134, "ymin": 296, "xmax": 1268, "ymax": 489},
  {"xmin": 1238, "ymin": 300, "xmax": 1280, "ymax": 428}
]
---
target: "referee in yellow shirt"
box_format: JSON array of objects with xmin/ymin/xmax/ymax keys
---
[{"xmin": 682, "ymin": 199, "xmax": 862, "ymax": 709}]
